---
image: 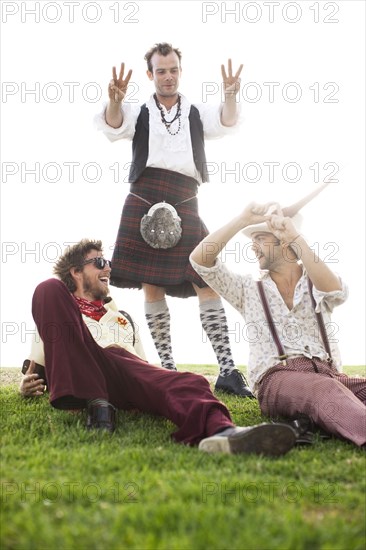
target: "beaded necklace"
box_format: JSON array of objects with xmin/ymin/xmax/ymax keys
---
[{"xmin": 153, "ymin": 93, "xmax": 182, "ymax": 135}]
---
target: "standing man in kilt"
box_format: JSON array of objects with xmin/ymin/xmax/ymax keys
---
[{"xmin": 95, "ymin": 42, "xmax": 253, "ymax": 398}]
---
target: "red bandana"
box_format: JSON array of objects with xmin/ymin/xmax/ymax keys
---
[{"xmin": 74, "ymin": 296, "xmax": 107, "ymax": 321}]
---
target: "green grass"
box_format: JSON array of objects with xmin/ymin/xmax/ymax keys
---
[{"xmin": 1, "ymin": 365, "xmax": 365, "ymax": 550}]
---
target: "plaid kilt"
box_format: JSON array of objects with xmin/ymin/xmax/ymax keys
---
[{"xmin": 110, "ymin": 167, "xmax": 209, "ymax": 298}]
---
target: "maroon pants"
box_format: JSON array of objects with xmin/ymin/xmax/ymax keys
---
[
  {"xmin": 258, "ymin": 357, "xmax": 366, "ymax": 446},
  {"xmin": 31, "ymin": 279, "xmax": 233, "ymax": 445}
]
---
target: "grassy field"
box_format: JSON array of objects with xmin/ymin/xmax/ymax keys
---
[{"xmin": 1, "ymin": 365, "xmax": 365, "ymax": 550}]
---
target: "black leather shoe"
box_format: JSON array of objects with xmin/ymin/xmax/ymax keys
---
[
  {"xmin": 86, "ymin": 403, "xmax": 117, "ymax": 433},
  {"xmin": 287, "ymin": 414, "xmax": 330, "ymax": 444},
  {"xmin": 215, "ymin": 370, "xmax": 254, "ymax": 398},
  {"xmin": 199, "ymin": 423, "xmax": 297, "ymax": 456}
]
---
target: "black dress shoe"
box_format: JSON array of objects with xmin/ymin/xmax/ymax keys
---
[
  {"xmin": 86, "ymin": 403, "xmax": 117, "ymax": 433},
  {"xmin": 287, "ymin": 414, "xmax": 330, "ymax": 444},
  {"xmin": 199, "ymin": 423, "xmax": 297, "ymax": 456},
  {"xmin": 215, "ymin": 370, "xmax": 254, "ymax": 398}
]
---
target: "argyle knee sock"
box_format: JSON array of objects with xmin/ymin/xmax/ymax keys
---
[
  {"xmin": 145, "ymin": 299, "xmax": 176, "ymax": 371},
  {"xmin": 199, "ymin": 299, "xmax": 236, "ymax": 376}
]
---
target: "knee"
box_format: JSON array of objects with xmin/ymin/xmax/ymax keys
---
[
  {"xmin": 142, "ymin": 284, "xmax": 166, "ymax": 302},
  {"xmin": 307, "ymin": 377, "xmax": 347, "ymax": 417},
  {"xmin": 194, "ymin": 285, "xmax": 219, "ymax": 303},
  {"xmin": 183, "ymin": 371, "xmax": 211, "ymax": 390},
  {"xmin": 33, "ymin": 279, "xmax": 70, "ymax": 304},
  {"xmin": 35, "ymin": 278, "xmax": 63, "ymax": 290},
  {"xmin": 310, "ymin": 376, "xmax": 343, "ymax": 397},
  {"xmin": 286, "ymin": 378, "xmax": 345, "ymax": 420}
]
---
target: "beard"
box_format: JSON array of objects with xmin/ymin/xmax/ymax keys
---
[{"xmin": 82, "ymin": 273, "xmax": 108, "ymax": 301}]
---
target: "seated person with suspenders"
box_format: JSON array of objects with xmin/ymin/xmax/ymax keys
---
[
  {"xmin": 19, "ymin": 238, "xmax": 298, "ymax": 457},
  {"xmin": 190, "ymin": 202, "xmax": 366, "ymax": 448}
]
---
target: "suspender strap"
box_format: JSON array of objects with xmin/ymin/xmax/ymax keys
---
[
  {"xmin": 257, "ymin": 278, "xmax": 333, "ymax": 366},
  {"xmin": 118, "ymin": 310, "xmax": 136, "ymax": 346},
  {"xmin": 307, "ymin": 279, "xmax": 333, "ymax": 363},
  {"xmin": 256, "ymin": 281, "xmax": 288, "ymax": 365}
]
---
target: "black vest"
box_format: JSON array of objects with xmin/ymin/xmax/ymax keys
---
[{"xmin": 129, "ymin": 104, "xmax": 209, "ymax": 183}]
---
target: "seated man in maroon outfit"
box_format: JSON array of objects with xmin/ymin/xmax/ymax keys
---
[{"xmin": 19, "ymin": 239, "xmax": 297, "ymax": 456}]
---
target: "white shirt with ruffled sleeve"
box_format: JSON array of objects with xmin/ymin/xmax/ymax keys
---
[{"xmin": 94, "ymin": 95, "xmax": 241, "ymax": 182}]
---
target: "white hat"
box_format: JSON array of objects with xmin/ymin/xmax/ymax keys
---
[{"xmin": 242, "ymin": 213, "xmax": 303, "ymax": 239}]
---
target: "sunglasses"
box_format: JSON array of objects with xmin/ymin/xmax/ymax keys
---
[{"xmin": 81, "ymin": 257, "xmax": 112, "ymax": 270}]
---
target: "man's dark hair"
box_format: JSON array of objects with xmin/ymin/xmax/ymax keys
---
[
  {"xmin": 144, "ymin": 42, "xmax": 182, "ymax": 73},
  {"xmin": 53, "ymin": 239, "xmax": 103, "ymax": 293}
]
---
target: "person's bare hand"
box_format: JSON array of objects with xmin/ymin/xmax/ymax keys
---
[
  {"xmin": 221, "ymin": 59, "xmax": 243, "ymax": 96},
  {"xmin": 108, "ymin": 63, "xmax": 132, "ymax": 104},
  {"xmin": 241, "ymin": 201, "xmax": 283, "ymax": 228},
  {"xmin": 19, "ymin": 360, "xmax": 46, "ymax": 397},
  {"xmin": 266, "ymin": 214, "xmax": 299, "ymax": 244}
]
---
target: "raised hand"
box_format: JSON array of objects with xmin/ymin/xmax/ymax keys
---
[
  {"xmin": 266, "ymin": 214, "xmax": 300, "ymax": 244},
  {"xmin": 19, "ymin": 360, "xmax": 46, "ymax": 397},
  {"xmin": 241, "ymin": 201, "xmax": 282, "ymax": 228},
  {"xmin": 221, "ymin": 58, "xmax": 243, "ymax": 96},
  {"xmin": 108, "ymin": 62, "xmax": 133, "ymax": 104}
]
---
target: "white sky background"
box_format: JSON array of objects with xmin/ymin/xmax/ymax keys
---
[{"xmin": 1, "ymin": 0, "xmax": 365, "ymax": 368}]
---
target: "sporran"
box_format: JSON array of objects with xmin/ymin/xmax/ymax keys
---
[{"xmin": 140, "ymin": 202, "xmax": 182, "ymax": 249}]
